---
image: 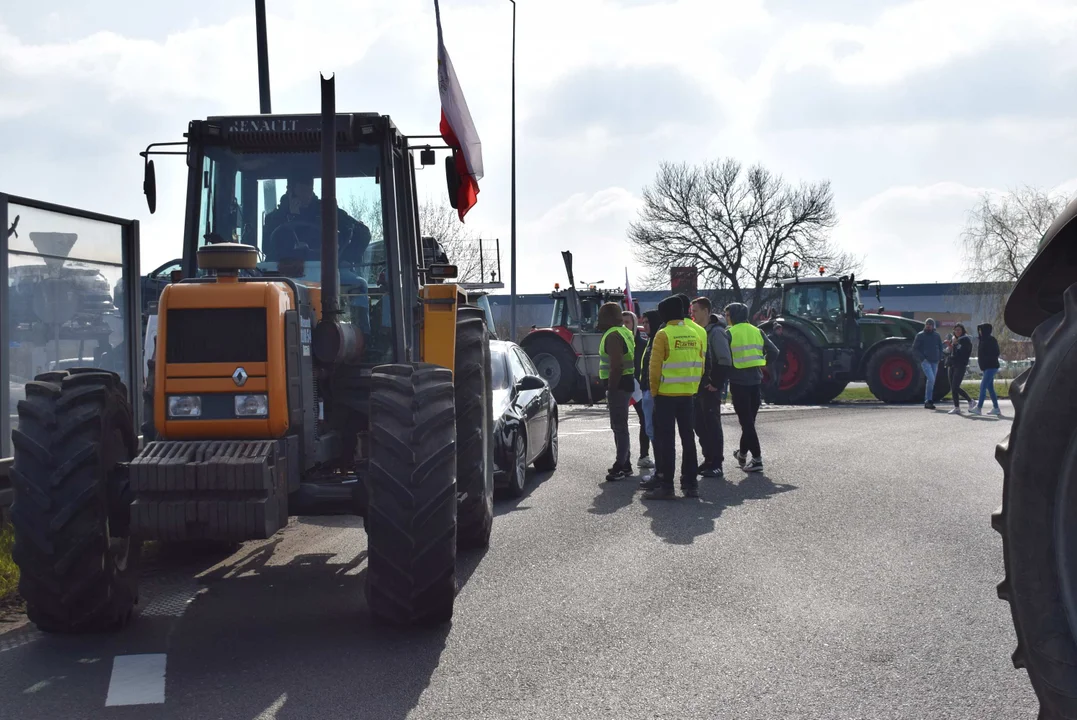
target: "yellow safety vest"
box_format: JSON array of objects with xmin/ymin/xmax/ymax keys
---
[
  {"xmin": 657, "ymin": 321, "xmax": 704, "ymax": 395},
  {"xmin": 729, "ymin": 323, "xmax": 766, "ymax": 368},
  {"xmin": 599, "ymin": 326, "xmax": 636, "ymax": 379}
]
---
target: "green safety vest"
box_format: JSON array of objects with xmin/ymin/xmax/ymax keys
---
[
  {"xmin": 657, "ymin": 321, "xmax": 704, "ymax": 395},
  {"xmin": 729, "ymin": 323, "xmax": 766, "ymax": 368},
  {"xmin": 599, "ymin": 326, "xmax": 636, "ymax": 379}
]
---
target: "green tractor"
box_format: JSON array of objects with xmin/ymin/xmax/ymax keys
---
[
  {"xmin": 992, "ymin": 196, "xmax": 1077, "ymax": 719},
  {"xmin": 758, "ymin": 273, "xmax": 950, "ymax": 405}
]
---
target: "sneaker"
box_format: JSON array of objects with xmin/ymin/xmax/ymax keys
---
[
  {"xmin": 948, "ymin": 407, "xmax": 961, "ymax": 415},
  {"xmin": 639, "ymin": 475, "xmax": 661, "ymax": 490},
  {"xmin": 642, "ymin": 486, "xmax": 676, "ymax": 500},
  {"xmin": 605, "ymin": 465, "xmax": 631, "ymax": 481},
  {"xmin": 968, "ymin": 400, "xmax": 977, "ymax": 412},
  {"xmin": 990, "ymin": 407, "xmax": 1003, "ymax": 416},
  {"xmin": 924, "ymin": 402, "xmax": 936, "ymax": 409},
  {"xmin": 969, "ymin": 405, "xmax": 982, "ymax": 415},
  {"xmin": 700, "ymin": 467, "xmax": 724, "ymax": 479},
  {"xmin": 733, "ymin": 450, "xmax": 747, "ymax": 468},
  {"xmin": 682, "ymin": 487, "xmax": 700, "ymax": 499},
  {"xmin": 696, "ymin": 462, "xmax": 713, "ymax": 476},
  {"xmin": 744, "ymin": 457, "xmax": 764, "ymax": 473},
  {"xmin": 637, "ymin": 455, "xmax": 654, "ymax": 469}
]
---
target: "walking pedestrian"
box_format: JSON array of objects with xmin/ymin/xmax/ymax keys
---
[
  {"xmin": 638, "ymin": 310, "xmax": 663, "ymax": 477},
  {"xmin": 641, "ymin": 296, "xmax": 704, "ymax": 499},
  {"xmin": 623, "ymin": 310, "xmax": 653, "ymax": 469},
  {"xmin": 913, "ymin": 318, "xmax": 944, "ymax": 409},
  {"xmin": 971, "ymin": 323, "xmax": 1002, "ymax": 416},
  {"xmin": 692, "ymin": 297, "xmax": 732, "ymax": 479},
  {"xmin": 598, "ymin": 302, "xmax": 636, "ymax": 481},
  {"xmin": 724, "ymin": 302, "xmax": 778, "ymax": 473},
  {"xmin": 948, "ymin": 323, "xmax": 974, "ymax": 415}
]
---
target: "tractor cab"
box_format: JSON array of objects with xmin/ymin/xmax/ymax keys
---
[{"xmin": 549, "ymin": 284, "xmax": 622, "ymax": 333}]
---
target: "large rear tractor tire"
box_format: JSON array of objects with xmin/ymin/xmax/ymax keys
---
[
  {"xmin": 455, "ymin": 305, "xmax": 495, "ymax": 551},
  {"xmin": 865, "ymin": 344, "xmax": 923, "ymax": 404},
  {"xmin": 761, "ymin": 328, "xmax": 821, "ymax": 405},
  {"xmin": 522, "ymin": 334, "xmax": 578, "ymax": 405},
  {"xmin": 993, "ymin": 285, "xmax": 1077, "ymax": 719},
  {"xmin": 366, "ymin": 363, "xmax": 458, "ymax": 626},
  {"xmin": 811, "ymin": 379, "xmax": 849, "ymax": 404},
  {"xmin": 10, "ymin": 369, "xmax": 141, "ymax": 633}
]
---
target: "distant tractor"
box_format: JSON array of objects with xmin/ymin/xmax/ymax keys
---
[
  {"xmin": 759, "ymin": 271, "xmax": 950, "ymax": 405},
  {"xmin": 520, "ymin": 251, "xmax": 639, "ymax": 405}
]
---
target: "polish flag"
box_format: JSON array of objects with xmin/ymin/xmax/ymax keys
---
[
  {"xmin": 624, "ymin": 268, "xmax": 635, "ymax": 314},
  {"xmin": 434, "ymin": 0, "xmax": 483, "ymax": 221}
]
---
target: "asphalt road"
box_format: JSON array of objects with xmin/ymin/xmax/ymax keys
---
[{"xmin": 0, "ymin": 401, "xmax": 1038, "ymax": 719}]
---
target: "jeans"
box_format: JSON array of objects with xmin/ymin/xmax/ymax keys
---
[
  {"xmin": 730, "ymin": 383, "xmax": 762, "ymax": 457},
  {"xmin": 694, "ymin": 390, "xmax": 724, "ymax": 466},
  {"xmin": 922, "ymin": 360, "xmax": 937, "ymax": 404},
  {"xmin": 607, "ymin": 388, "xmax": 632, "ymax": 468},
  {"xmin": 641, "ymin": 390, "xmax": 655, "ymax": 441},
  {"xmin": 633, "ymin": 401, "xmax": 650, "ymax": 457},
  {"xmin": 653, "ymin": 395, "xmax": 698, "ymax": 489},
  {"xmin": 979, "ymin": 368, "xmax": 999, "ymax": 409}
]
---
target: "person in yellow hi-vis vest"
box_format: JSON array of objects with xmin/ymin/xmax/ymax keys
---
[
  {"xmin": 723, "ymin": 302, "xmax": 779, "ymax": 473},
  {"xmin": 597, "ymin": 303, "xmax": 637, "ymax": 481},
  {"xmin": 640, "ymin": 296, "xmax": 704, "ymax": 499}
]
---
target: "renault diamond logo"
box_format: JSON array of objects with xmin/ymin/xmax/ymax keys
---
[{"xmin": 232, "ymin": 367, "xmax": 248, "ymax": 387}]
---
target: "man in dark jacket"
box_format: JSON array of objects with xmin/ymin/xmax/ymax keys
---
[
  {"xmin": 972, "ymin": 323, "xmax": 1002, "ymax": 416},
  {"xmin": 912, "ymin": 318, "xmax": 945, "ymax": 409},
  {"xmin": 724, "ymin": 302, "xmax": 779, "ymax": 473},
  {"xmin": 692, "ymin": 297, "xmax": 732, "ymax": 479},
  {"xmin": 598, "ymin": 303, "xmax": 636, "ymax": 480}
]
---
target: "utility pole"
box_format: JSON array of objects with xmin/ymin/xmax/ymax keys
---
[{"xmin": 508, "ymin": 0, "xmax": 517, "ymax": 342}]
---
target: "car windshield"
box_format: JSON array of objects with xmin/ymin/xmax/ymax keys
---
[
  {"xmin": 490, "ymin": 347, "xmax": 510, "ymax": 390},
  {"xmin": 195, "ymin": 144, "xmax": 391, "ymax": 362}
]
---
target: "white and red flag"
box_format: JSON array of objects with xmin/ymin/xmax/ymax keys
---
[
  {"xmin": 624, "ymin": 268, "xmax": 635, "ymax": 313},
  {"xmin": 434, "ymin": 0, "xmax": 483, "ymax": 221}
]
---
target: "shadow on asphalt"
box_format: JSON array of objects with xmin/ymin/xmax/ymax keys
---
[
  {"xmin": 158, "ymin": 535, "xmax": 489, "ymax": 719},
  {"xmin": 640, "ymin": 472, "xmax": 797, "ymax": 545},
  {"xmin": 494, "ymin": 469, "xmax": 555, "ymax": 515}
]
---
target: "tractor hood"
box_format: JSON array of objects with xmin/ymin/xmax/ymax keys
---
[{"xmin": 1005, "ymin": 194, "xmax": 1077, "ymax": 337}]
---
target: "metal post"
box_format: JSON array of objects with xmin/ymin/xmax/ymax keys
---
[
  {"xmin": 508, "ymin": 0, "xmax": 517, "ymax": 342},
  {"xmin": 479, "ymin": 236, "xmax": 485, "ymax": 286},
  {"xmin": 255, "ymin": 0, "xmax": 272, "ymax": 113}
]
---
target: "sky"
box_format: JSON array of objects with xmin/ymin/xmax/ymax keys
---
[{"xmin": 3, "ymin": 0, "xmax": 1077, "ymax": 294}]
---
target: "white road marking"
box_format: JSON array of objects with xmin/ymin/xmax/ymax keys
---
[
  {"xmin": 105, "ymin": 654, "xmax": 167, "ymax": 707},
  {"xmin": 254, "ymin": 692, "xmax": 289, "ymax": 719}
]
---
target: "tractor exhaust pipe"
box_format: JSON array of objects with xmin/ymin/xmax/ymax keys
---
[{"xmin": 312, "ymin": 73, "xmax": 363, "ymax": 364}]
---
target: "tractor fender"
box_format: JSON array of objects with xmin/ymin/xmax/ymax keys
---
[
  {"xmin": 774, "ymin": 316, "xmax": 828, "ymax": 348},
  {"xmin": 858, "ymin": 336, "xmax": 914, "ymax": 378}
]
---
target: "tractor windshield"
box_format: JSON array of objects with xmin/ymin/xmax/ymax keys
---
[{"xmin": 195, "ymin": 144, "xmax": 392, "ymax": 361}]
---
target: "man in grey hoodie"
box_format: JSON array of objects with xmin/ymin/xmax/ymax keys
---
[{"xmin": 912, "ymin": 318, "xmax": 945, "ymax": 410}]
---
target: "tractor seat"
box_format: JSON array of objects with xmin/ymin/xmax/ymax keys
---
[{"xmin": 197, "ymin": 242, "xmax": 259, "ymax": 272}]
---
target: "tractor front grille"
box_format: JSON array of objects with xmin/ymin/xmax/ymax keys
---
[{"xmin": 165, "ymin": 308, "xmax": 269, "ymax": 364}]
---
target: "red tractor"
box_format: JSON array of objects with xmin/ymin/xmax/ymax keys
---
[{"xmin": 521, "ymin": 251, "xmax": 639, "ymax": 404}]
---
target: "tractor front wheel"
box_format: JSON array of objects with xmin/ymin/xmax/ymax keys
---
[
  {"xmin": 522, "ymin": 334, "xmax": 578, "ymax": 405},
  {"xmin": 865, "ymin": 344, "xmax": 922, "ymax": 404},
  {"xmin": 761, "ymin": 329, "xmax": 820, "ymax": 405},
  {"xmin": 10, "ymin": 369, "xmax": 141, "ymax": 633},
  {"xmin": 366, "ymin": 363, "xmax": 458, "ymax": 626},
  {"xmin": 994, "ymin": 284, "xmax": 1077, "ymax": 719}
]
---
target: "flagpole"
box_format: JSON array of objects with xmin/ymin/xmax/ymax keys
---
[{"xmin": 508, "ymin": 0, "xmax": 517, "ymax": 342}]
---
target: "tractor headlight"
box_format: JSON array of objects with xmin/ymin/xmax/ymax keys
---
[
  {"xmin": 234, "ymin": 394, "xmax": 269, "ymax": 417},
  {"xmin": 168, "ymin": 395, "xmax": 202, "ymax": 418}
]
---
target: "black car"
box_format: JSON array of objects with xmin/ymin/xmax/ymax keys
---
[{"xmin": 490, "ymin": 340, "xmax": 559, "ymax": 496}]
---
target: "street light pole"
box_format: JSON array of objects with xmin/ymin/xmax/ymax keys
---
[{"xmin": 508, "ymin": 0, "xmax": 517, "ymax": 342}]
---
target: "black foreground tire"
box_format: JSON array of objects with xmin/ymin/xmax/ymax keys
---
[
  {"xmin": 994, "ymin": 285, "xmax": 1077, "ymax": 719},
  {"xmin": 10, "ymin": 369, "xmax": 141, "ymax": 633},
  {"xmin": 366, "ymin": 363, "xmax": 457, "ymax": 626},
  {"xmin": 761, "ymin": 328, "xmax": 820, "ymax": 405},
  {"xmin": 521, "ymin": 333, "xmax": 578, "ymax": 405},
  {"xmin": 865, "ymin": 343, "xmax": 922, "ymax": 404},
  {"xmin": 455, "ymin": 305, "xmax": 494, "ymax": 550},
  {"xmin": 533, "ymin": 411, "xmax": 559, "ymax": 472}
]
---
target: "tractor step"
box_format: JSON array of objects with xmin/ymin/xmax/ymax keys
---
[{"xmin": 129, "ymin": 439, "xmax": 290, "ymax": 542}]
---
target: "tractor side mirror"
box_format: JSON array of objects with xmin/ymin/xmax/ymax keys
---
[
  {"xmin": 144, "ymin": 159, "xmax": 157, "ymax": 214},
  {"xmin": 420, "ymin": 148, "xmax": 436, "ymax": 166},
  {"xmin": 445, "ymin": 156, "xmax": 461, "ymax": 209}
]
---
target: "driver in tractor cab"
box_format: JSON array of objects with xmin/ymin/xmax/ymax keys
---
[{"xmin": 262, "ymin": 172, "xmax": 374, "ymax": 337}]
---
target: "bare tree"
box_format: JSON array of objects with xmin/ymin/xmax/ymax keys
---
[
  {"xmin": 961, "ymin": 185, "xmax": 1069, "ymax": 284},
  {"xmin": 628, "ymin": 159, "xmax": 855, "ymax": 313},
  {"xmin": 345, "ymin": 196, "xmax": 492, "ymax": 283},
  {"xmin": 958, "ymin": 185, "xmax": 1071, "ymax": 357}
]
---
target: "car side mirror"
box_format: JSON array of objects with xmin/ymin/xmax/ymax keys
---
[{"xmin": 517, "ymin": 375, "xmax": 545, "ymax": 391}]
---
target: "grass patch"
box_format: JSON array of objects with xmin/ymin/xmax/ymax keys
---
[
  {"xmin": 835, "ymin": 380, "xmax": 1012, "ymax": 403},
  {"xmin": 0, "ymin": 521, "xmax": 19, "ymax": 605}
]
